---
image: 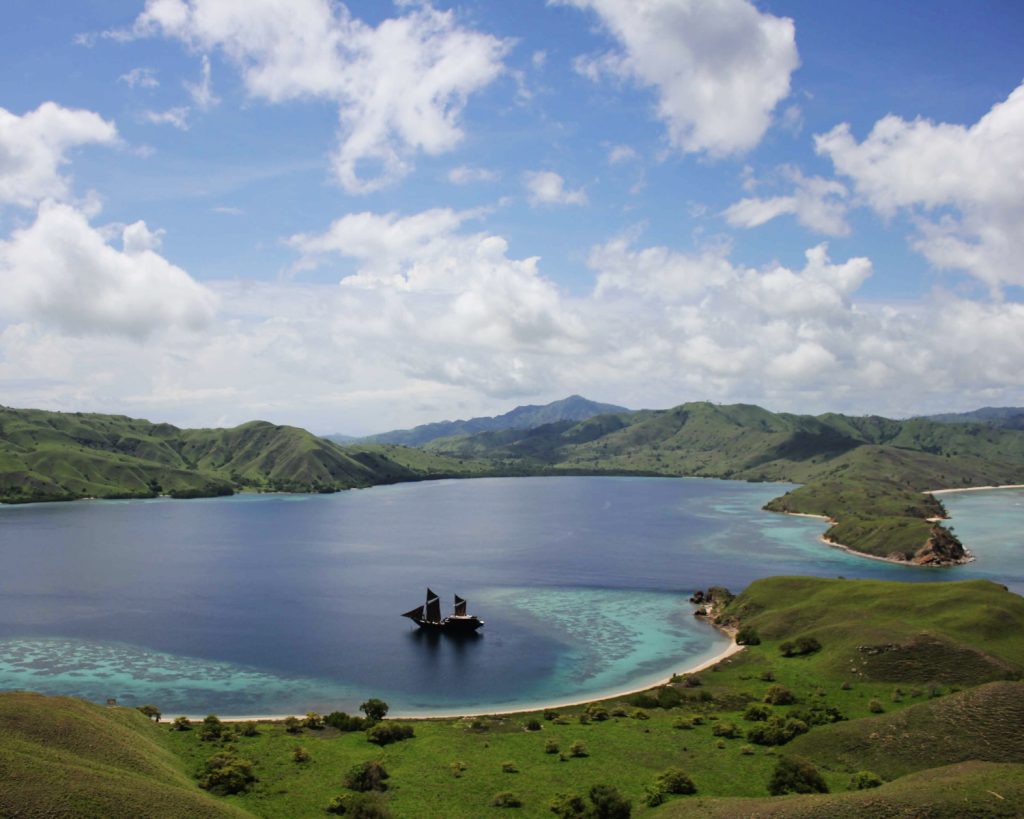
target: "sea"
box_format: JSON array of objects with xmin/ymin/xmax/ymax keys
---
[{"xmin": 0, "ymin": 476, "xmax": 1019, "ymax": 716}]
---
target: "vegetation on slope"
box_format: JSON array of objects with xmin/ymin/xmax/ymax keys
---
[
  {"xmin": 6, "ymin": 578, "xmax": 1020, "ymax": 817},
  {"xmin": 428, "ymin": 401, "xmax": 1024, "ymax": 564},
  {"xmin": 0, "ymin": 406, "xmax": 487, "ymax": 504}
]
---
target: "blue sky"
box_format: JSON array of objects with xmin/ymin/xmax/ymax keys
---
[{"xmin": 1, "ymin": 0, "xmax": 1023, "ymax": 434}]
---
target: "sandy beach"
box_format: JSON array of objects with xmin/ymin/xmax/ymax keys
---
[{"xmin": 189, "ymin": 636, "xmax": 745, "ymax": 724}]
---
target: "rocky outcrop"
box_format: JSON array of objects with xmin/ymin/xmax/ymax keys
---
[{"xmin": 905, "ymin": 525, "xmax": 971, "ymax": 566}]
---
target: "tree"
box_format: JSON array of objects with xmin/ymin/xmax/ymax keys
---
[
  {"xmin": 171, "ymin": 716, "xmax": 191, "ymax": 731},
  {"xmin": 304, "ymin": 712, "xmax": 325, "ymax": 729},
  {"xmin": 137, "ymin": 704, "xmax": 161, "ymax": 722},
  {"xmin": 360, "ymin": 698, "xmax": 389, "ymax": 722},
  {"xmin": 199, "ymin": 714, "xmax": 224, "ymax": 741},
  {"xmin": 768, "ymin": 756, "xmax": 829, "ymax": 796},
  {"xmin": 657, "ymin": 768, "xmax": 696, "ymax": 795},
  {"xmin": 198, "ymin": 751, "xmax": 257, "ymax": 795}
]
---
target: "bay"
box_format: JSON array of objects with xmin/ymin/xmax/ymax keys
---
[{"xmin": 0, "ymin": 476, "xmax": 1019, "ymax": 716}]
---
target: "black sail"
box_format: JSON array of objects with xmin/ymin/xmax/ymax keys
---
[
  {"xmin": 401, "ymin": 605, "xmax": 425, "ymax": 621},
  {"xmin": 454, "ymin": 595, "xmax": 467, "ymax": 616},
  {"xmin": 425, "ymin": 588, "xmax": 442, "ymax": 623}
]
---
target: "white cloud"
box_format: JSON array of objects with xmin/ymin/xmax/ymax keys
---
[
  {"xmin": 119, "ymin": 66, "xmax": 160, "ymax": 89},
  {"xmin": 607, "ymin": 144, "xmax": 637, "ymax": 164},
  {"xmin": 448, "ymin": 165, "xmax": 500, "ymax": 185},
  {"xmin": 816, "ymin": 81, "xmax": 1024, "ymax": 289},
  {"xmin": 0, "ymin": 103, "xmax": 117, "ymax": 208},
  {"xmin": 560, "ymin": 0, "xmax": 798, "ymax": 155},
  {"xmin": 723, "ymin": 168, "xmax": 849, "ymax": 235},
  {"xmin": 185, "ymin": 54, "xmax": 219, "ymax": 109},
  {"xmin": 126, "ymin": 0, "xmax": 509, "ymax": 193},
  {"xmin": 524, "ymin": 170, "xmax": 587, "ymax": 206},
  {"xmin": 0, "ymin": 201, "xmax": 217, "ymax": 338},
  {"xmin": 142, "ymin": 106, "xmax": 191, "ymax": 130}
]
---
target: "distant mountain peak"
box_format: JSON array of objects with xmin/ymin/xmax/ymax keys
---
[{"xmin": 358, "ymin": 396, "xmax": 632, "ymax": 447}]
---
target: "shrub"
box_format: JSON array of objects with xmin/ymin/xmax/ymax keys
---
[
  {"xmin": 450, "ymin": 761, "xmax": 467, "ymax": 778},
  {"xmin": 841, "ymin": 681, "xmax": 852, "ymax": 690},
  {"xmin": 569, "ymin": 739, "xmax": 588, "ymax": 758},
  {"xmin": 240, "ymin": 721, "xmax": 259, "ymax": 737},
  {"xmin": 284, "ymin": 716, "xmax": 303, "ymax": 734},
  {"xmin": 768, "ymin": 756, "xmax": 829, "ymax": 796},
  {"xmin": 868, "ymin": 699, "xmax": 884, "ymax": 713},
  {"xmin": 293, "ymin": 746, "xmax": 311, "ymax": 763},
  {"xmin": 610, "ymin": 706, "xmax": 628, "ymax": 718},
  {"xmin": 578, "ymin": 712, "xmax": 590, "ymax": 725},
  {"xmin": 199, "ymin": 714, "xmax": 224, "ymax": 741},
  {"xmin": 526, "ymin": 719, "xmax": 542, "ymax": 731},
  {"xmin": 657, "ymin": 768, "xmax": 696, "ymax": 795},
  {"xmin": 746, "ymin": 716, "xmax": 809, "ymax": 746},
  {"xmin": 740, "ymin": 744, "xmax": 755, "ymax": 755},
  {"xmin": 501, "ymin": 760, "xmax": 518, "ymax": 773},
  {"xmin": 587, "ymin": 784, "xmax": 632, "ymax": 818},
  {"xmin": 586, "ymin": 704, "xmax": 610, "ymax": 721},
  {"xmin": 359, "ymin": 698, "xmax": 389, "ymax": 722},
  {"xmin": 171, "ymin": 716, "xmax": 191, "ymax": 731},
  {"xmin": 632, "ymin": 709, "xmax": 649, "ymax": 720},
  {"xmin": 743, "ymin": 704, "xmax": 771, "ymax": 722},
  {"xmin": 656, "ymin": 686, "xmax": 682, "ymax": 708},
  {"xmin": 366, "ymin": 723, "xmax": 414, "ymax": 746},
  {"xmin": 549, "ymin": 793, "xmax": 588, "ymax": 818},
  {"xmin": 643, "ymin": 785, "xmax": 666, "ymax": 808},
  {"xmin": 672, "ymin": 717, "xmax": 694, "ymax": 730},
  {"xmin": 491, "ymin": 791, "xmax": 522, "ymax": 808},
  {"xmin": 736, "ymin": 626, "xmax": 761, "ymax": 646},
  {"xmin": 764, "ymin": 685, "xmax": 795, "ymax": 705},
  {"xmin": 325, "ymin": 792, "xmax": 392, "ymax": 818},
  {"xmin": 198, "ymin": 751, "xmax": 257, "ymax": 795},
  {"xmin": 849, "ymin": 770, "xmax": 883, "ymax": 790},
  {"xmin": 681, "ymin": 674, "xmax": 702, "ymax": 688},
  {"xmin": 544, "ymin": 710, "xmax": 559, "ymax": 721},
  {"xmin": 796, "ymin": 636, "xmax": 821, "ymax": 655},
  {"xmin": 711, "ymin": 721, "xmax": 740, "ymax": 738},
  {"xmin": 544, "ymin": 739, "xmax": 560, "ymax": 754},
  {"xmin": 325, "ymin": 711, "xmax": 367, "ymax": 732},
  {"xmin": 628, "ymin": 692, "xmax": 658, "ymax": 709},
  {"xmin": 760, "ymin": 669, "xmax": 775, "ymax": 682},
  {"xmin": 345, "ymin": 760, "xmax": 389, "ymax": 792}
]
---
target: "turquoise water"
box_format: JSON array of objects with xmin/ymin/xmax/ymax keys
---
[{"xmin": 0, "ymin": 477, "xmax": 1020, "ymax": 716}]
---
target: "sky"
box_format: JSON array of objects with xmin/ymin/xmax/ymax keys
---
[{"xmin": 1, "ymin": 0, "xmax": 1023, "ymax": 435}]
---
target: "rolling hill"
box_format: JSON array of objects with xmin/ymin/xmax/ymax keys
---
[{"xmin": 0, "ymin": 406, "xmax": 485, "ymax": 504}]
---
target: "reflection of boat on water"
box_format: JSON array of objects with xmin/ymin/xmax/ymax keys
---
[{"xmin": 402, "ymin": 588, "xmax": 484, "ymax": 632}]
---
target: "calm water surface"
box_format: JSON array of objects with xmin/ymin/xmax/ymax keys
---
[{"xmin": 0, "ymin": 477, "xmax": 1019, "ymax": 715}]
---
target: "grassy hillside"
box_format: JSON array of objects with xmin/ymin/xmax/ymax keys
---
[
  {"xmin": 0, "ymin": 692, "xmax": 250, "ymax": 818},
  {"xmin": 0, "ymin": 406, "xmax": 488, "ymax": 504},
  {"xmin": 4, "ymin": 578, "xmax": 1022, "ymax": 816},
  {"xmin": 428, "ymin": 401, "xmax": 1024, "ymax": 564}
]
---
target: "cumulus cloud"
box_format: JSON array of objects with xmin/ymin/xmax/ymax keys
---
[
  {"xmin": 560, "ymin": 0, "xmax": 798, "ymax": 155},
  {"xmin": 816, "ymin": 81, "xmax": 1024, "ymax": 289},
  {"xmin": 0, "ymin": 201, "xmax": 217, "ymax": 338},
  {"xmin": 723, "ymin": 167, "xmax": 850, "ymax": 235},
  {"xmin": 524, "ymin": 170, "xmax": 587, "ymax": 206},
  {"xmin": 0, "ymin": 103, "xmax": 117, "ymax": 208},
  {"xmin": 125, "ymin": 0, "xmax": 509, "ymax": 192}
]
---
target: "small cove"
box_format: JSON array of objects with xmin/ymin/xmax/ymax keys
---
[{"xmin": 0, "ymin": 476, "xmax": 1020, "ymax": 715}]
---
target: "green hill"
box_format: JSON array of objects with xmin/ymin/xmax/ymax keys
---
[
  {"xmin": 0, "ymin": 692, "xmax": 251, "ymax": 818},
  {"xmin": 0, "ymin": 406, "xmax": 486, "ymax": 504},
  {"xmin": 427, "ymin": 401, "xmax": 1024, "ymax": 563}
]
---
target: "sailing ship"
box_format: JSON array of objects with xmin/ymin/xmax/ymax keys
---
[{"xmin": 401, "ymin": 588, "xmax": 484, "ymax": 632}]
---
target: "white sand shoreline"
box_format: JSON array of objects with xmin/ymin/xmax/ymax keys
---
[
  {"xmin": 173, "ymin": 636, "xmax": 744, "ymax": 724},
  {"xmin": 926, "ymin": 484, "xmax": 1024, "ymax": 495}
]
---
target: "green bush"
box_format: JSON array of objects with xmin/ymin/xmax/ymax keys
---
[
  {"xmin": 199, "ymin": 714, "xmax": 224, "ymax": 741},
  {"xmin": 746, "ymin": 715, "xmax": 809, "ymax": 746},
  {"xmin": 197, "ymin": 751, "xmax": 257, "ymax": 795},
  {"xmin": 849, "ymin": 770, "xmax": 883, "ymax": 790},
  {"xmin": 587, "ymin": 784, "xmax": 632, "ymax": 818},
  {"xmin": 366, "ymin": 723, "xmax": 414, "ymax": 746},
  {"xmin": 325, "ymin": 792, "xmax": 392, "ymax": 818},
  {"xmin": 544, "ymin": 739, "xmax": 560, "ymax": 754},
  {"xmin": 657, "ymin": 767, "xmax": 696, "ymax": 795},
  {"xmin": 763, "ymin": 685, "xmax": 796, "ymax": 705},
  {"xmin": 768, "ymin": 756, "xmax": 829, "ymax": 796},
  {"xmin": 325, "ymin": 711, "xmax": 368, "ymax": 732},
  {"xmin": 526, "ymin": 719, "xmax": 542, "ymax": 731},
  {"xmin": 868, "ymin": 699, "xmax": 884, "ymax": 713},
  {"xmin": 171, "ymin": 716, "xmax": 191, "ymax": 731},
  {"xmin": 491, "ymin": 791, "xmax": 522, "ymax": 808},
  {"xmin": 743, "ymin": 704, "xmax": 771, "ymax": 722},
  {"xmin": 304, "ymin": 711, "xmax": 325, "ymax": 729},
  {"xmin": 501, "ymin": 760, "xmax": 518, "ymax": 773},
  {"xmin": 736, "ymin": 626, "xmax": 761, "ymax": 646},
  {"xmin": 240, "ymin": 721, "xmax": 259, "ymax": 737},
  {"xmin": 283, "ymin": 716, "xmax": 302, "ymax": 734},
  {"xmin": 711, "ymin": 721, "xmax": 740, "ymax": 738},
  {"xmin": 569, "ymin": 739, "xmax": 588, "ymax": 758},
  {"xmin": 344, "ymin": 760, "xmax": 389, "ymax": 792},
  {"xmin": 292, "ymin": 746, "xmax": 311, "ymax": 763}
]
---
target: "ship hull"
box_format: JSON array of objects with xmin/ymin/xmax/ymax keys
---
[{"xmin": 411, "ymin": 616, "xmax": 484, "ymax": 632}]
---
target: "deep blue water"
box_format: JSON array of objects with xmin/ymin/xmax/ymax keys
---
[{"xmin": 0, "ymin": 477, "xmax": 1019, "ymax": 716}]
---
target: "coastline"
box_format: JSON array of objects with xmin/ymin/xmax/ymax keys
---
[
  {"xmin": 926, "ymin": 484, "xmax": 1024, "ymax": 495},
  {"xmin": 199, "ymin": 635, "xmax": 745, "ymax": 724}
]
